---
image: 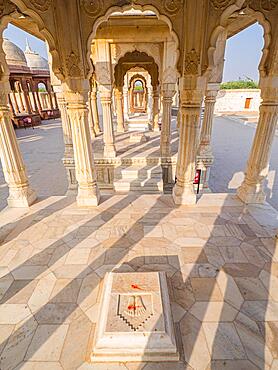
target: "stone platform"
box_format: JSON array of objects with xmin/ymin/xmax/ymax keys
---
[
  {"xmin": 92, "ymin": 271, "xmax": 178, "ymax": 362},
  {"xmin": 0, "ymin": 193, "xmax": 278, "ymax": 369}
]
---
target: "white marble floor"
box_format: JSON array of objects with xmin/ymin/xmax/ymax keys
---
[{"xmin": 0, "ymin": 193, "xmax": 277, "ymax": 369}]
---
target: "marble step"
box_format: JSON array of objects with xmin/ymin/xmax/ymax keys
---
[
  {"xmin": 114, "ymin": 177, "xmax": 163, "ymax": 193},
  {"xmin": 114, "ymin": 165, "xmax": 162, "ymax": 180}
]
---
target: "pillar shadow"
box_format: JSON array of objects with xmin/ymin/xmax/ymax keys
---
[{"xmin": 0, "ymin": 194, "xmax": 276, "ymax": 369}]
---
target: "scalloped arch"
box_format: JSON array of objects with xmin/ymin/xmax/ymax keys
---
[
  {"xmin": 207, "ymin": 2, "xmax": 271, "ymax": 79},
  {"xmin": 86, "ymin": 3, "xmax": 180, "ymax": 80},
  {"xmin": 0, "ymin": 0, "xmax": 63, "ymax": 81}
]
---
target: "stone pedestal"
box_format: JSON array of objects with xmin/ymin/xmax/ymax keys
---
[
  {"xmin": 0, "ymin": 84, "xmax": 37, "ymax": 207},
  {"xmin": 92, "ymin": 272, "xmax": 178, "ymax": 362}
]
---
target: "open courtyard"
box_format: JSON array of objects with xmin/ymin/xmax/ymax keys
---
[{"xmin": 0, "ymin": 118, "xmax": 277, "ymax": 369}]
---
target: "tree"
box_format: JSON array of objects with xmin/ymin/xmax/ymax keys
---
[{"xmin": 220, "ymin": 79, "xmax": 258, "ymax": 89}]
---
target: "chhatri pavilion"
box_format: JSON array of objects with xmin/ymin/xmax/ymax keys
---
[{"xmin": 0, "ymin": 1, "xmax": 277, "ymax": 369}]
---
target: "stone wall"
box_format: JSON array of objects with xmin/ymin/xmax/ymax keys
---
[{"xmin": 214, "ymin": 89, "xmax": 261, "ymax": 113}]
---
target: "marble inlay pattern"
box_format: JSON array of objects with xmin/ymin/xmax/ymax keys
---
[{"xmin": 0, "ymin": 193, "xmax": 277, "ymax": 369}]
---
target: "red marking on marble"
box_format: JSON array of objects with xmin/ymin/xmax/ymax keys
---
[
  {"xmin": 131, "ymin": 284, "xmax": 143, "ymax": 290},
  {"xmin": 128, "ymin": 305, "xmax": 142, "ymax": 310}
]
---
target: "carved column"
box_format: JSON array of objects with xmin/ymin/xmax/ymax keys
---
[
  {"xmin": 237, "ymin": 80, "xmax": 278, "ymax": 204},
  {"xmin": 123, "ymin": 85, "xmax": 129, "ymax": 122},
  {"xmin": 115, "ymin": 88, "xmax": 125, "ymax": 133},
  {"xmin": 173, "ymin": 88, "xmax": 204, "ymax": 205},
  {"xmin": 88, "ymin": 99, "xmax": 96, "ymax": 141},
  {"xmin": 21, "ymin": 82, "xmax": 32, "ymax": 114},
  {"xmin": 99, "ymin": 86, "xmax": 116, "ymax": 158},
  {"xmin": 161, "ymin": 86, "xmax": 175, "ymax": 157},
  {"xmin": 35, "ymin": 91, "xmax": 42, "ymax": 112},
  {"xmin": 64, "ymin": 82, "xmax": 100, "ymax": 206},
  {"xmin": 0, "ymin": 83, "xmax": 36, "ymax": 207},
  {"xmin": 90, "ymin": 82, "xmax": 101, "ymax": 135},
  {"xmin": 153, "ymin": 88, "xmax": 160, "ymax": 131},
  {"xmin": 197, "ymin": 83, "xmax": 219, "ymax": 189},
  {"xmin": 12, "ymin": 91, "xmax": 20, "ymax": 113},
  {"xmin": 55, "ymin": 89, "xmax": 77, "ymax": 191},
  {"xmin": 147, "ymin": 84, "xmax": 153, "ymax": 124}
]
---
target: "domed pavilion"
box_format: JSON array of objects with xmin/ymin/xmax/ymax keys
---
[{"xmin": 3, "ymin": 38, "xmax": 59, "ymax": 127}]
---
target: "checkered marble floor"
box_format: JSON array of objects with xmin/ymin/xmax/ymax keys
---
[{"xmin": 0, "ymin": 193, "xmax": 277, "ymax": 370}]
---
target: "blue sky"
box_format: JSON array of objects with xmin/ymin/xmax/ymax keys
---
[
  {"xmin": 4, "ymin": 22, "xmax": 264, "ymax": 82},
  {"xmin": 3, "ymin": 23, "xmax": 48, "ymax": 59}
]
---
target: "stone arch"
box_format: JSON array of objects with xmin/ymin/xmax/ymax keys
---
[
  {"xmin": 128, "ymin": 73, "xmax": 148, "ymax": 91},
  {"xmin": 86, "ymin": 3, "xmax": 180, "ymax": 80},
  {"xmin": 114, "ymin": 50, "xmax": 159, "ymax": 90},
  {"xmin": 0, "ymin": 0, "xmax": 62, "ymax": 82},
  {"xmin": 111, "ymin": 43, "xmax": 162, "ymax": 75},
  {"xmin": 128, "ymin": 74, "xmax": 149, "ymax": 114},
  {"xmin": 207, "ymin": 3, "xmax": 271, "ymax": 80}
]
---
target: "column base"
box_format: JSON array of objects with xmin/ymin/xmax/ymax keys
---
[
  {"xmin": 77, "ymin": 185, "xmax": 100, "ymax": 207},
  {"xmin": 237, "ymin": 182, "xmax": 266, "ymax": 204},
  {"xmin": 8, "ymin": 186, "xmax": 37, "ymax": 208},
  {"xmin": 104, "ymin": 145, "xmax": 116, "ymax": 158},
  {"xmin": 172, "ymin": 183, "xmax": 196, "ymax": 205},
  {"xmin": 117, "ymin": 126, "xmax": 125, "ymax": 133}
]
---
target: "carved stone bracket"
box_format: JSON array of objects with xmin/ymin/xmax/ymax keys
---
[
  {"xmin": 183, "ymin": 49, "xmax": 200, "ymax": 76},
  {"xmin": 65, "ymin": 52, "xmax": 82, "ymax": 78}
]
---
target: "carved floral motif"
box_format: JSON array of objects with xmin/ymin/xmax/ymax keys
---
[
  {"xmin": 82, "ymin": 0, "xmax": 103, "ymax": 16},
  {"xmin": 66, "ymin": 52, "xmax": 81, "ymax": 78},
  {"xmin": 183, "ymin": 49, "xmax": 200, "ymax": 76},
  {"xmin": 211, "ymin": 0, "xmax": 278, "ymax": 10},
  {"xmin": 30, "ymin": 0, "xmax": 51, "ymax": 12},
  {"xmin": 163, "ymin": 0, "xmax": 183, "ymax": 14},
  {"xmin": 246, "ymin": 0, "xmax": 278, "ymax": 10}
]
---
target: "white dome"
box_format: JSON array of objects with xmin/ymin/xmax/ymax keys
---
[
  {"xmin": 25, "ymin": 41, "xmax": 49, "ymax": 71},
  {"xmin": 2, "ymin": 38, "xmax": 28, "ymax": 67}
]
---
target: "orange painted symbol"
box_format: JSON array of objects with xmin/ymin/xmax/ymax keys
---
[{"xmin": 131, "ymin": 284, "xmax": 143, "ymax": 290}]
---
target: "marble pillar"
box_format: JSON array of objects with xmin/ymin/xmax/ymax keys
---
[
  {"xmin": 0, "ymin": 84, "xmax": 37, "ymax": 207},
  {"xmin": 123, "ymin": 86, "xmax": 129, "ymax": 122},
  {"xmin": 153, "ymin": 88, "xmax": 160, "ymax": 131},
  {"xmin": 99, "ymin": 87, "xmax": 116, "ymax": 158},
  {"xmin": 90, "ymin": 85, "xmax": 101, "ymax": 135},
  {"xmin": 88, "ymin": 98, "xmax": 96, "ymax": 141},
  {"xmin": 55, "ymin": 90, "xmax": 77, "ymax": 191},
  {"xmin": 237, "ymin": 81, "xmax": 278, "ymax": 204},
  {"xmin": 197, "ymin": 83, "xmax": 219, "ymax": 189},
  {"xmin": 173, "ymin": 90, "xmax": 203, "ymax": 205},
  {"xmin": 161, "ymin": 87, "xmax": 175, "ymax": 157},
  {"xmin": 64, "ymin": 83, "xmax": 100, "ymax": 206},
  {"xmin": 115, "ymin": 88, "xmax": 125, "ymax": 133}
]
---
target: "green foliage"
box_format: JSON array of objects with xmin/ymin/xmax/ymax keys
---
[
  {"xmin": 134, "ymin": 85, "xmax": 144, "ymax": 91},
  {"xmin": 38, "ymin": 87, "xmax": 46, "ymax": 92},
  {"xmin": 220, "ymin": 80, "xmax": 258, "ymax": 90}
]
